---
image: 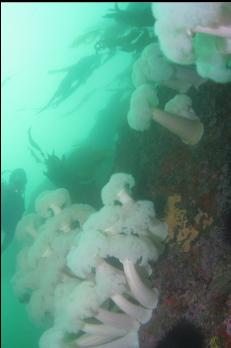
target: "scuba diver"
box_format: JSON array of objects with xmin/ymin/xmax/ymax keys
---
[
  {"xmin": 38, "ymin": 53, "xmax": 101, "ymax": 113},
  {"xmin": 1, "ymin": 169, "xmax": 27, "ymax": 254}
]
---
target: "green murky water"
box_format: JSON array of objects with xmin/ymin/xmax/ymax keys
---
[{"xmin": 1, "ymin": 3, "xmax": 230, "ymax": 348}]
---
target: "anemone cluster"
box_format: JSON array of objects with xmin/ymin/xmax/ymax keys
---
[
  {"xmin": 152, "ymin": 3, "xmax": 231, "ymax": 83},
  {"xmin": 132, "ymin": 42, "xmax": 205, "ymax": 92},
  {"xmin": 11, "ymin": 3, "xmax": 231, "ymax": 347},
  {"xmin": 13, "ymin": 174, "xmax": 168, "ymax": 347},
  {"xmin": 127, "ymin": 41, "xmax": 206, "ymax": 145},
  {"xmin": 127, "ymin": 82, "xmax": 204, "ymax": 146},
  {"xmin": 126, "ymin": 2, "xmax": 231, "ymax": 145},
  {"xmin": 13, "ymin": 188, "xmax": 95, "ymax": 325}
]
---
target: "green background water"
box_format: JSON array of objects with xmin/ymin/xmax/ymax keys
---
[{"xmin": 1, "ymin": 3, "xmax": 130, "ymax": 347}]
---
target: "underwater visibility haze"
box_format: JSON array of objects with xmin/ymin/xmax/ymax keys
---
[{"xmin": 1, "ymin": 3, "xmax": 231, "ymax": 348}]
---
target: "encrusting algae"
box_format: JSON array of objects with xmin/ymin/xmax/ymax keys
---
[{"xmin": 165, "ymin": 194, "xmax": 213, "ymax": 252}]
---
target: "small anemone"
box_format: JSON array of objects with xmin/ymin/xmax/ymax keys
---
[{"xmin": 155, "ymin": 319, "xmax": 205, "ymax": 348}]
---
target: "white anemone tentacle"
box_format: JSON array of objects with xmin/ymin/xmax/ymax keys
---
[
  {"xmin": 95, "ymin": 308, "xmax": 139, "ymax": 331},
  {"xmin": 123, "ymin": 258, "xmax": 159, "ymax": 309},
  {"xmin": 82, "ymin": 323, "xmax": 127, "ymax": 337},
  {"xmin": 76, "ymin": 334, "xmax": 118, "ymax": 347},
  {"xmin": 117, "ymin": 189, "xmax": 134, "ymax": 206},
  {"xmin": 111, "ymin": 293, "xmax": 152, "ymax": 324},
  {"xmin": 92, "ymin": 330, "xmax": 139, "ymax": 348}
]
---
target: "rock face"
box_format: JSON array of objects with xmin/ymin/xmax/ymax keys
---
[{"xmin": 114, "ymin": 81, "xmax": 231, "ymax": 347}]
